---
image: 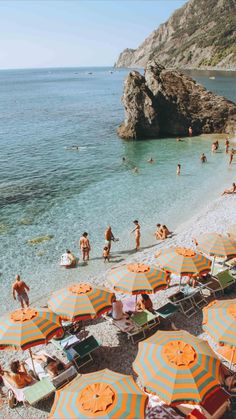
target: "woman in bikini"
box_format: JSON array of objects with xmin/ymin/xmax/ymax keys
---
[
  {"xmin": 79, "ymin": 232, "xmax": 91, "ymax": 261},
  {"xmin": 131, "ymin": 220, "xmax": 140, "ymax": 251}
]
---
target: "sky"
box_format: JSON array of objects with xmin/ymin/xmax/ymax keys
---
[{"xmin": 0, "ymin": 0, "xmax": 187, "ymax": 69}]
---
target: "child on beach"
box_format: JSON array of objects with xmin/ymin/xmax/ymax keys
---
[{"xmin": 103, "ymin": 246, "xmax": 110, "ymax": 262}]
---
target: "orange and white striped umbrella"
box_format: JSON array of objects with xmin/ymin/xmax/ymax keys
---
[
  {"xmin": 107, "ymin": 263, "xmax": 168, "ymax": 295},
  {"xmin": 0, "ymin": 307, "xmax": 62, "ymax": 350},
  {"xmin": 133, "ymin": 330, "xmax": 221, "ymax": 405},
  {"xmin": 48, "ymin": 283, "xmax": 115, "ymax": 321},
  {"xmin": 196, "ymin": 233, "xmax": 236, "ymax": 258},
  {"xmin": 203, "ymin": 299, "xmax": 236, "ymax": 347},
  {"xmin": 155, "ymin": 247, "xmax": 211, "ymax": 276},
  {"xmin": 49, "ymin": 369, "xmax": 147, "ymax": 419},
  {"xmin": 228, "ymin": 224, "xmax": 236, "ymax": 242}
]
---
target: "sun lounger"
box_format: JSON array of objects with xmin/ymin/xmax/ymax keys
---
[
  {"xmin": 65, "ymin": 335, "xmax": 100, "ymax": 370},
  {"xmin": 155, "ymin": 302, "xmax": 179, "ymax": 319},
  {"xmin": 169, "ymin": 290, "xmax": 197, "ymax": 318},
  {"xmin": 25, "ymin": 350, "xmax": 77, "ymax": 387},
  {"xmin": 197, "ymin": 269, "xmax": 236, "ymax": 298},
  {"xmin": 52, "ymin": 333, "xmax": 82, "ymax": 351},
  {"xmin": 175, "ymin": 387, "xmax": 231, "ymax": 419},
  {"xmin": 23, "ymin": 377, "xmax": 55, "ymax": 405}
]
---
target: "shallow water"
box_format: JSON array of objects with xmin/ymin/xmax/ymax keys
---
[{"xmin": 0, "ymin": 67, "xmax": 236, "ymax": 311}]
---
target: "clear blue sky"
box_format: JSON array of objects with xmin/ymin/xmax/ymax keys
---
[{"xmin": 0, "ymin": 0, "xmax": 187, "ymax": 69}]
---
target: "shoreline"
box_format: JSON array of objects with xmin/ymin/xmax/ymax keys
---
[
  {"xmin": 0, "ymin": 180, "xmax": 236, "ymax": 418},
  {"xmin": 28, "ymin": 184, "xmax": 236, "ymax": 309}
]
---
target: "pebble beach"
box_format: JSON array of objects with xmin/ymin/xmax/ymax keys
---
[{"xmin": 1, "ymin": 185, "xmax": 236, "ymax": 418}]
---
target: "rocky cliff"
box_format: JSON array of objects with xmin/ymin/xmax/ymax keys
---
[
  {"xmin": 115, "ymin": 0, "xmax": 236, "ymax": 70},
  {"xmin": 117, "ymin": 60, "xmax": 236, "ymax": 139}
]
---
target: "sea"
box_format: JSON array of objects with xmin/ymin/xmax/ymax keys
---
[{"xmin": 0, "ymin": 67, "xmax": 236, "ymax": 311}]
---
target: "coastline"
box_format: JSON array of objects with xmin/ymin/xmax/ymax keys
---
[{"xmin": 0, "ymin": 189, "xmax": 236, "ymax": 418}]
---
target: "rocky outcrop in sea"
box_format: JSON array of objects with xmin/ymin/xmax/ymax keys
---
[{"xmin": 117, "ymin": 60, "xmax": 236, "ymax": 139}]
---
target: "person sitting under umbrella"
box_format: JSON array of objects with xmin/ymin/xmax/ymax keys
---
[
  {"xmin": 0, "ymin": 360, "xmax": 33, "ymax": 389},
  {"xmin": 136, "ymin": 294, "xmax": 154, "ymax": 313}
]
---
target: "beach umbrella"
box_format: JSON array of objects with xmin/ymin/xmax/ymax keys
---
[
  {"xmin": 133, "ymin": 330, "xmax": 221, "ymax": 405},
  {"xmin": 49, "ymin": 368, "xmax": 147, "ymax": 419},
  {"xmin": 196, "ymin": 233, "xmax": 236, "ymax": 259},
  {"xmin": 155, "ymin": 247, "xmax": 211, "ymax": 277},
  {"xmin": 203, "ymin": 299, "xmax": 236, "ymax": 366},
  {"xmin": 107, "ymin": 263, "xmax": 168, "ymax": 295},
  {"xmin": 228, "ymin": 224, "xmax": 236, "ymax": 241},
  {"xmin": 48, "ymin": 283, "xmax": 115, "ymax": 321},
  {"xmin": 0, "ymin": 307, "xmax": 63, "ymax": 376},
  {"xmin": 196, "ymin": 233, "xmax": 236, "ymax": 273}
]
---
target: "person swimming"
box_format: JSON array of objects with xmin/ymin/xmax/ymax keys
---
[
  {"xmin": 147, "ymin": 158, "xmax": 154, "ymax": 163},
  {"xmin": 200, "ymin": 153, "xmax": 207, "ymax": 163},
  {"xmin": 133, "ymin": 167, "xmax": 139, "ymax": 173}
]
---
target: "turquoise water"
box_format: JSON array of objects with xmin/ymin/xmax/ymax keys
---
[{"xmin": 0, "ymin": 67, "xmax": 236, "ymax": 311}]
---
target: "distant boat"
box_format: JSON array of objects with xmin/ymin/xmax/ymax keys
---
[{"xmin": 209, "ymin": 76, "xmax": 215, "ymax": 80}]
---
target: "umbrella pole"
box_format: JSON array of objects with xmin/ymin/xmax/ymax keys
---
[
  {"xmin": 230, "ymin": 346, "xmax": 235, "ymax": 369},
  {"xmin": 211, "ymin": 256, "xmax": 216, "ymax": 275},
  {"xmin": 29, "ymin": 348, "xmax": 37, "ymax": 378}
]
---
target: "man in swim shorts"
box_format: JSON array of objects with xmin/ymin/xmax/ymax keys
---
[
  {"xmin": 104, "ymin": 226, "xmax": 115, "ymax": 251},
  {"xmin": 12, "ymin": 274, "xmax": 30, "ymax": 308}
]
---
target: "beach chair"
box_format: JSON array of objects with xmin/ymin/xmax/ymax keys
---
[
  {"xmin": 155, "ymin": 302, "xmax": 179, "ymax": 320},
  {"xmin": 176, "ymin": 387, "xmax": 231, "ymax": 419},
  {"xmin": 65, "ymin": 335, "xmax": 100, "ymax": 370},
  {"xmin": 197, "ymin": 270, "xmax": 235, "ymax": 298},
  {"xmin": 169, "ymin": 291, "xmax": 197, "ymax": 318},
  {"xmin": 25, "ymin": 350, "xmax": 77, "ymax": 387},
  {"xmin": 2, "ymin": 375, "xmax": 54, "ymax": 407}
]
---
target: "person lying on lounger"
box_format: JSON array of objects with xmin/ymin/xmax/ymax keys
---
[
  {"xmin": 222, "ymin": 183, "xmax": 236, "ymax": 195},
  {"xmin": 0, "ymin": 361, "xmax": 33, "ymax": 389},
  {"xmin": 31, "ymin": 353, "xmax": 70, "ymax": 378},
  {"xmin": 220, "ymin": 364, "xmax": 236, "ymax": 393}
]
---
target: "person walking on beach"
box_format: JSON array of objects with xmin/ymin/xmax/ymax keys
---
[
  {"xmin": 225, "ymin": 139, "xmax": 230, "ymax": 154},
  {"xmin": 131, "ymin": 220, "xmax": 141, "ymax": 251},
  {"xmin": 200, "ymin": 153, "xmax": 207, "ymax": 163},
  {"xmin": 229, "ymin": 149, "xmax": 234, "ymax": 165},
  {"xmin": 12, "ymin": 274, "xmax": 30, "ymax": 309},
  {"xmin": 188, "ymin": 126, "xmax": 192, "ymax": 137},
  {"xmin": 176, "ymin": 164, "xmax": 181, "ymax": 175},
  {"xmin": 104, "ymin": 226, "xmax": 115, "ymax": 252},
  {"xmin": 79, "ymin": 232, "xmax": 91, "ymax": 262}
]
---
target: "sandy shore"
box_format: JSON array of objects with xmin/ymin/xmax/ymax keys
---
[{"xmin": 1, "ymin": 193, "xmax": 236, "ymax": 418}]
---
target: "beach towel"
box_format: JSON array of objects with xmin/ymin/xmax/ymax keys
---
[{"xmin": 146, "ymin": 393, "xmax": 182, "ymax": 419}]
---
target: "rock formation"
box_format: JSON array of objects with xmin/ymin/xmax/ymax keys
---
[
  {"xmin": 115, "ymin": 0, "xmax": 236, "ymax": 70},
  {"xmin": 117, "ymin": 60, "xmax": 236, "ymax": 139}
]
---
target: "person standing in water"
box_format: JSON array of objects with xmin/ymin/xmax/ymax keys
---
[
  {"xmin": 188, "ymin": 126, "xmax": 193, "ymax": 137},
  {"xmin": 12, "ymin": 275, "xmax": 30, "ymax": 309},
  {"xmin": 79, "ymin": 232, "xmax": 91, "ymax": 262},
  {"xmin": 176, "ymin": 164, "xmax": 181, "ymax": 175},
  {"xmin": 225, "ymin": 139, "xmax": 230, "ymax": 154},
  {"xmin": 104, "ymin": 226, "xmax": 115, "ymax": 252},
  {"xmin": 229, "ymin": 149, "xmax": 234, "ymax": 165},
  {"xmin": 200, "ymin": 153, "xmax": 207, "ymax": 163},
  {"xmin": 131, "ymin": 220, "xmax": 141, "ymax": 251}
]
